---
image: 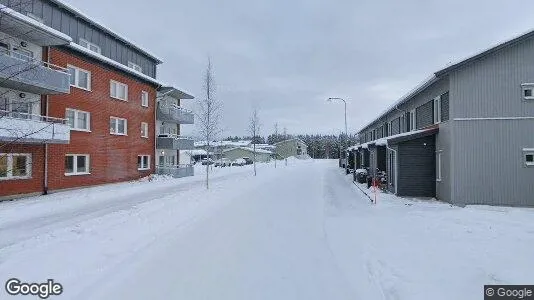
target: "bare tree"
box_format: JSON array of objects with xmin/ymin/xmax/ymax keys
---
[
  {"xmin": 248, "ymin": 109, "xmax": 261, "ymax": 176},
  {"xmin": 195, "ymin": 58, "xmax": 221, "ymax": 189},
  {"xmin": 273, "ymin": 122, "xmax": 278, "ymax": 168}
]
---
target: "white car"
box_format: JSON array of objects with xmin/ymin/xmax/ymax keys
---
[{"xmin": 231, "ymin": 158, "xmax": 246, "ymax": 166}]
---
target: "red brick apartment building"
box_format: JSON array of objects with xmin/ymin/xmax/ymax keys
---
[{"xmin": 0, "ymin": 0, "xmax": 194, "ymax": 199}]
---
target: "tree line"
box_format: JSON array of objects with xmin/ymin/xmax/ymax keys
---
[{"xmin": 221, "ymin": 133, "xmax": 359, "ymax": 159}]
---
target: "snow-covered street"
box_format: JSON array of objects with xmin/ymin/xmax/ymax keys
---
[{"xmin": 1, "ymin": 160, "xmax": 533, "ymax": 300}]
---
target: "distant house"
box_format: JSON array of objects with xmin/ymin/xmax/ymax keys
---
[
  {"xmin": 194, "ymin": 140, "xmax": 252, "ymax": 159},
  {"xmin": 274, "ymin": 139, "xmax": 308, "ymax": 159},
  {"xmin": 223, "ymin": 147, "xmax": 272, "ymax": 162}
]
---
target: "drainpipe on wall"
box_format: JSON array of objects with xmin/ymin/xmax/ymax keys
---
[
  {"xmin": 385, "ymin": 143, "xmax": 398, "ymax": 195},
  {"xmin": 43, "ymin": 46, "xmax": 51, "ymax": 195}
]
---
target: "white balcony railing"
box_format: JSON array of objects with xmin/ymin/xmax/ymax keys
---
[
  {"xmin": 0, "ymin": 110, "xmax": 70, "ymax": 144},
  {"xmin": 0, "ymin": 50, "xmax": 70, "ymax": 94}
]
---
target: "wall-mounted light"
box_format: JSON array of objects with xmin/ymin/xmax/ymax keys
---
[
  {"xmin": 19, "ymin": 93, "xmax": 26, "ymax": 98},
  {"xmin": 20, "ymin": 41, "xmax": 27, "ymax": 47},
  {"xmin": 161, "ymin": 151, "xmax": 165, "ymax": 155}
]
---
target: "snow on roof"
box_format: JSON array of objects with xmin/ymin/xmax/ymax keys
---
[
  {"xmin": 346, "ymin": 144, "xmax": 361, "ymax": 151},
  {"xmin": 194, "ymin": 140, "xmax": 252, "ymax": 148},
  {"xmin": 48, "ymin": 0, "xmax": 162, "ymax": 63},
  {"xmin": 358, "ymin": 75, "xmax": 438, "ymax": 133},
  {"xmin": 69, "ymin": 42, "xmax": 160, "ymax": 85},
  {"xmin": 0, "ymin": 4, "xmax": 72, "ymax": 44},
  {"xmin": 435, "ymin": 27, "xmax": 534, "ymax": 76},
  {"xmin": 360, "ymin": 28, "xmax": 534, "ymax": 134},
  {"xmin": 69, "ymin": 43, "xmax": 192, "ymax": 93},
  {"xmin": 222, "ymin": 147, "xmax": 273, "ymax": 155}
]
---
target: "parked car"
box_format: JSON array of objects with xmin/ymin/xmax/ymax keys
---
[
  {"xmin": 242, "ymin": 157, "xmax": 253, "ymax": 165},
  {"xmin": 201, "ymin": 158, "xmax": 214, "ymax": 165},
  {"xmin": 232, "ymin": 158, "xmax": 246, "ymax": 166},
  {"xmin": 215, "ymin": 158, "xmax": 231, "ymax": 167}
]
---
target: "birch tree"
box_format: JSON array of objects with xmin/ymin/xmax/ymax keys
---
[
  {"xmin": 196, "ymin": 58, "xmax": 221, "ymax": 189},
  {"xmin": 248, "ymin": 109, "xmax": 261, "ymax": 176}
]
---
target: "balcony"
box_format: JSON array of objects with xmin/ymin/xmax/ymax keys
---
[
  {"xmin": 0, "ymin": 111, "xmax": 70, "ymax": 144},
  {"xmin": 156, "ymin": 134, "xmax": 195, "ymax": 150},
  {"xmin": 156, "ymin": 164, "xmax": 194, "ymax": 178},
  {"xmin": 157, "ymin": 104, "xmax": 194, "ymax": 124},
  {"xmin": 0, "ymin": 51, "xmax": 71, "ymax": 95}
]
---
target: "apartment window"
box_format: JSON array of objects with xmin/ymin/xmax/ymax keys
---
[
  {"xmin": 110, "ymin": 117, "xmax": 127, "ymax": 135},
  {"xmin": 79, "ymin": 38, "xmax": 101, "ymax": 54},
  {"xmin": 410, "ymin": 109, "xmax": 416, "ymax": 131},
  {"xmin": 141, "ymin": 122, "xmax": 149, "ymax": 138},
  {"xmin": 68, "ymin": 65, "xmax": 91, "ymax": 90},
  {"xmin": 66, "ymin": 108, "xmax": 90, "ymax": 131},
  {"xmin": 0, "ymin": 153, "xmax": 31, "ymax": 179},
  {"xmin": 141, "ymin": 91, "xmax": 149, "ymax": 107},
  {"xmin": 110, "ymin": 80, "xmax": 128, "ymax": 101},
  {"xmin": 138, "ymin": 155, "xmax": 150, "ymax": 170},
  {"xmin": 433, "ymin": 96, "xmax": 441, "ymax": 124},
  {"xmin": 524, "ymin": 149, "xmax": 534, "ymax": 166},
  {"xmin": 436, "ymin": 152, "xmax": 442, "ymax": 181},
  {"xmin": 65, "ymin": 154, "xmax": 90, "ymax": 175},
  {"xmin": 128, "ymin": 61, "xmax": 143, "ymax": 72}
]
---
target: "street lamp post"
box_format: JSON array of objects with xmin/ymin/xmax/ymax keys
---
[
  {"xmin": 327, "ymin": 97, "xmax": 348, "ymax": 166},
  {"xmin": 327, "ymin": 97, "xmax": 347, "ymax": 136}
]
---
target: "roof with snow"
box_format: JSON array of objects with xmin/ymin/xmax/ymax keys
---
[
  {"xmin": 359, "ymin": 28, "xmax": 534, "ymax": 133},
  {"xmin": 158, "ymin": 86, "xmax": 195, "ymax": 100},
  {"xmin": 0, "ymin": 4, "xmax": 72, "ymax": 46},
  {"xmin": 386, "ymin": 126, "xmax": 439, "ymax": 145},
  {"xmin": 222, "ymin": 147, "xmax": 273, "ymax": 155},
  {"xmin": 48, "ymin": 0, "xmax": 162, "ymax": 63},
  {"xmin": 194, "ymin": 140, "xmax": 252, "ymax": 148}
]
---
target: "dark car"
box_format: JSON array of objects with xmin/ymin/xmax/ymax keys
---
[{"xmin": 242, "ymin": 157, "xmax": 253, "ymax": 165}]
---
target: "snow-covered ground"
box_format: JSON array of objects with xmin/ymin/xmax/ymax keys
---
[{"xmin": 0, "ymin": 160, "xmax": 533, "ymax": 300}]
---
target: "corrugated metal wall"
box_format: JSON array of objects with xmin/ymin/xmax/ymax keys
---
[{"xmin": 449, "ymin": 37, "xmax": 534, "ymax": 206}]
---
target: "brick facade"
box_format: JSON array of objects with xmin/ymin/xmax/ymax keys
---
[
  {"xmin": 0, "ymin": 47, "xmax": 157, "ymax": 198},
  {"xmin": 46, "ymin": 48, "xmax": 157, "ymax": 191}
]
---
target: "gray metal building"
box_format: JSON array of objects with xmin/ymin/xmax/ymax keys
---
[{"xmin": 353, "ymin": 30, "xmax": 534, "ymax": 207}]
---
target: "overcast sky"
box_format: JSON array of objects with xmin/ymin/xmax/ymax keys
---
[{"xmin": 65, "ymin": 0, "xmax": 534, "ymax": 138}]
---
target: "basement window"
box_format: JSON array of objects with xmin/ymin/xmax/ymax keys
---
[{"xmin": 521, "ymin": 83, "xmax": 534, "ymax": 100}]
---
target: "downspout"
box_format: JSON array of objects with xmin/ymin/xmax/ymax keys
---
[
  {"xmin": 43, "ymin": 46, "xmax": 51, "ymax": 195},
  {"xmin": 386, "ymin": 142, "xmax": 398, "ymax": 195}
]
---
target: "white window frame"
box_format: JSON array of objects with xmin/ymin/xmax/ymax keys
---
[
  {"xmin": 110, "ymin": 80, "xmax": 128, "ymax": 101},
  {"xmin": 524, "ymin": 148, "xmax": 534, "ymax": 167},
  {"xmin": 110, "ymin": 116, "xmax": 128, "ymax": 135},
  {"xmin": 64, "ymin": 154, "xmax": 90, "ymax": 176},
  {"xmin": 141, "ymin": 122, "xmax": 149, "ymax": 138},
  {"xmin": 138, "ymin": 155, "xmax": 151, "ymax": 170},
  {"xmin": 410, "ymin": 109, "xmax": 416, "ymax": 131},
  {"xmin": 66, "ymin": 108, "xmax": 91, "ymax": 132},
  {"xmin": 433, "ymin": 96, "xmax": 442, "ymax": 124},
  {"xmin": 521, "ymin": 83, "xmax": 534, "ymax": 100},
  {"xmin": 0, "ymin": 153, "xmax": 32, "ymax": 180},
  {"xmin": 67, "ymin": 65, "xmax": 91, "ymax": 91},
  {"xmin": 141, "ymin": 91, "xmax": 149, "ymax": 107},
  {"xmin": 128, "ymin": 61, "xmax": 143, "ymax": 72},
  {"xmin": 79, "ymin": 38, "xmax": 101, "ymax": 54}
]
